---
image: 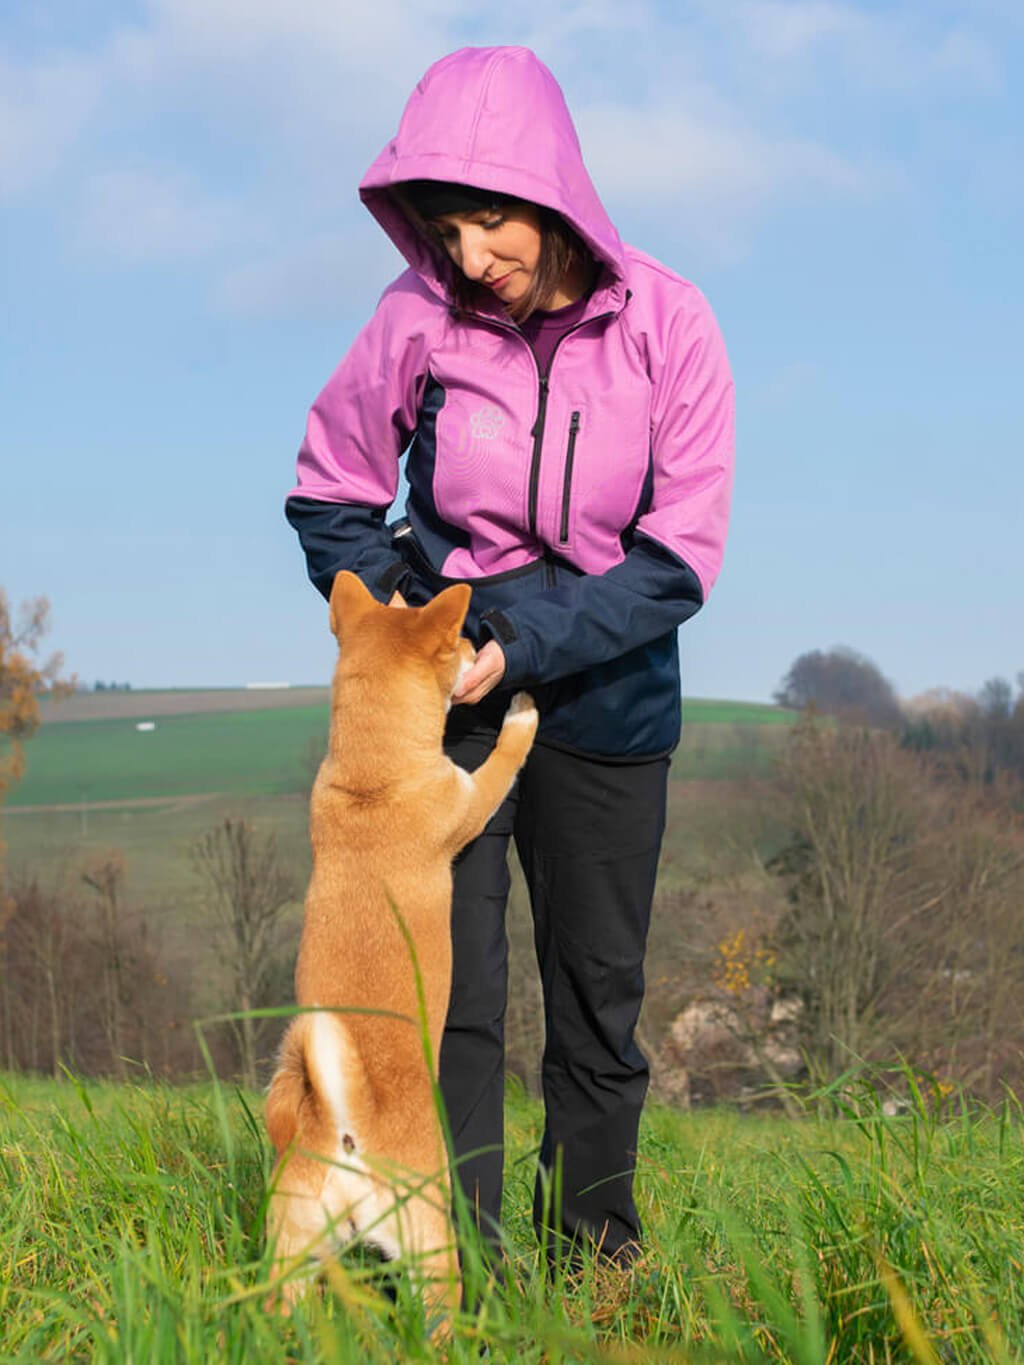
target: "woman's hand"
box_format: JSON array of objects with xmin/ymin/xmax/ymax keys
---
[{"xmin": 453, "ymin": 639, "xmax": 506, "ymax": 705}]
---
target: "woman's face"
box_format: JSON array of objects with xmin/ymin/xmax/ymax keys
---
[{"xmin": 429, "ymin": 202, "xmax": 544, "ymax": 310}]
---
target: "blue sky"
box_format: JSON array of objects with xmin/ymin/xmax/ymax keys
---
[{"xmin": 3, "ymin": 1, "xmax": 1022, "ymax": 704}]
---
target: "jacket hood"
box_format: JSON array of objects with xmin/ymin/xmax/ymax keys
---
[{"xmin": 359, "ymin": 46, "xmax": 627, "ymax": 308}]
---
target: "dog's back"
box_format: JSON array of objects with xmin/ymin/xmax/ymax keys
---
[{"xmin": 265, "ymin": 572, "xmax": 537, "ymax": 1323}]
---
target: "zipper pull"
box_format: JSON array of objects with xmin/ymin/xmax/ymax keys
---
[{"xmin": 530, "ymin": 375, "xmax": 549, "ymax": 439}]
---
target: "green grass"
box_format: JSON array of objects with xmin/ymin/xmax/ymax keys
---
[
  {"xmin": 7, "ymin": 698, "xmax": 792, "ymax": 809},
  {"xmin": 7, "ymin": 706, "xmax": 330, "ymax": 807},
  {"xmin": 682, "ymin": 700, "xmax": 796, "ymax": 727},
  {"xmin": 1, "ymin": 1068, "xmax": 1021, "ymax": 1362}
]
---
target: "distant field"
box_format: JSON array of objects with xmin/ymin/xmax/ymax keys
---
[
  {"xmin": 682, "ymin": 697, "xmax": 794, "ymax": 725},
  {"xmin": 7, "ymin": 705, "xmax": 330, "ymax": 808},
  {"xmin": 36, "ymin": 685, "xmax": 330, "ymax": 724},
  {"xmin": 8, "ymin": 692, "xmax": 795, "ymax": 809}
]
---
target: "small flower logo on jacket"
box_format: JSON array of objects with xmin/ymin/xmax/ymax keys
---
[{"xmin": 469, "ymin": 405, "xmax": 506, "ymax": 441}]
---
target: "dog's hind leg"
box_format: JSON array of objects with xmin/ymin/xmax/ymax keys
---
[{"xmin": 265, "ymin": 1011, "xmax": 373, "ymax": 1307}]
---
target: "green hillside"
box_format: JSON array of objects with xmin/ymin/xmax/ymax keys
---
[
  {"xmin": 682, "ymin": 697, "xmax": 794, "ymax": 725},
  {"xmin": 7, "ymin": 696, "xmax": 795, "ymax": 808},
  {"xmin": 6, "ymin": 705, "xmax": 329, "ymax": 807}
]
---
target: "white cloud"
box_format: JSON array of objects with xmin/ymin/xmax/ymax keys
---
[
  {"xmin": 717, "ymin": 1, "xmax": 1004, "ymax": 96},
  {"xmin": 750, "ymin": 361, "xmax": 825, "ymax": 410},
  {"xmin": 1, "ymin": 1, "xmax": 1008, "ymax": 308},
  {"xmin": 513, "ymin": 0, "xmax": 655, "ymax": 55},
  {"xmin": 730, "ymin": 0, "xmax": 859, "ymax": 59},
  {"xmin": 213, "ymin": 230, "xmax": 404, "ymax": 320},
  {"xmin": 78, "ymin": 168, "xmax": 244, "ymax": 261},
  {"xmin": 133, "ymin": 0, "xmax": 471, "ymax": 127},
  {"xmin": 578, "ymin": 101, "xmax": 862, "ymax": 208},
  {"xmin": 923, "ymin": 29, "xmax": 1002, "ymax": 92},
  {"xmin": 1, "ymin": 1, "xmax": 474, "ymax": 202},
  {"xmin": 0, "ymin": 49, "xmax": 101, "ymax": 195}
]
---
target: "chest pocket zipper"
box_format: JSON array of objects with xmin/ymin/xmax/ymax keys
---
[{"xmin": 559, "ymin": 410, "xmax": 581, "ymax": 543}]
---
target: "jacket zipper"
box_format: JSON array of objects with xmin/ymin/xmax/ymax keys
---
[
  {"xmin": 527, "ymin": 370, "xmax": 549, "ymax": 538},
  {"xmin": 526, "ymin": 315, "xmax": 613, "ymax": 538},
  {"xmin": 464, "ymin": 308, "xmax": 615, "ymax": 539},
  {"xmin": 559, "ymin": 411, "xmax": 581, "ymax": 542}
]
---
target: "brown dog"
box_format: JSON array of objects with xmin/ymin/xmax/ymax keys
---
[{"xmin": 265, "ymin": 570, "xmax": 537, "ymax": 1324}]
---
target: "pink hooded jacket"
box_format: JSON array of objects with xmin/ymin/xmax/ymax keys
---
[{"xmin": 287, "ymin": 47, "xmax": 734, "ymax": 757}]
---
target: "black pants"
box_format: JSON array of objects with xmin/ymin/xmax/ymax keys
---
[{"xmin": 440, "ymin": 706, "xmax": 669, "ymax": 1263}]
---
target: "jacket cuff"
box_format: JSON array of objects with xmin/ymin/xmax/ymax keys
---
[
  {"xmin": 374, "ymin": 560, "xmax": 413, "ymax": 601},
  {"xmin": 480, "ymin": 607, "xmax": 518, "ymax": 646},
  {"xmin": 480, "ymin": 610, "xmax": 534, "ymax": 687}
]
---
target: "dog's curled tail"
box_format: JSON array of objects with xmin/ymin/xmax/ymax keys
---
[{"xmin": 266, "ymin": 1009, "xmax": 367, "ymax": 1157}]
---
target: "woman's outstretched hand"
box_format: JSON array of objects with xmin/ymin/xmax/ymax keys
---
[{"xmin": 453, "ymin": 639, "xmax": 507, "ymax": 705}]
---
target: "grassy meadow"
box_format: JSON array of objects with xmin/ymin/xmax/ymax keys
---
[{"xmin": 2, "ymin": 1067, "xmax": 1022, "ymax": 1362}]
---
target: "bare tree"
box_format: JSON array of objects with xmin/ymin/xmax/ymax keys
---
[
  {"xmin": 0, "ymin": 863, "xmax": 210, "ymax": 1080},
  {"xmin": 0, "ymin": 889, "xmax": 15, "ymax": 1072},
  {"xmin": 913, "ymin": 786, "xmax": 1024, "ymax": 1095},
  {"xmin": 24, "ymin": 883, "xmax": 67, "ymax": 1077},
  {"xmin": 81, "ymin": 852, "xmax": 129, "ymax": 1078},
  {"xmin": 191, "ymin": 817, "xmax": 297, "ymax": 1089},
  {"xmin": 771, "ymin": 717, "xmax": 1024, "ymax": 1094},
  {"xmin": 771, "ymin": 721, "xmax": 937, "ymax": 1079},
  {"xmin": 0, "ymin": 877, "xmax": 65, "ymax": 1073}
]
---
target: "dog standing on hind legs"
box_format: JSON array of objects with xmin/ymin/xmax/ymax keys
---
[{"xmin": 265, "ymin": 570, "xmax": 537, "ymax": 1328}]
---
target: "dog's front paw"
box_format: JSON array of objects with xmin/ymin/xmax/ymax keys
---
[
  {"xmin": 507, "ymin": 691, "xmax": 537, "ymax": 721},
  {"xmin": 503, "ymin": 694, "xmax": 539, "ymax": 749},
  {"xmin": 500, "ymin": 693, "xmax": 538, "ymax": 759}
]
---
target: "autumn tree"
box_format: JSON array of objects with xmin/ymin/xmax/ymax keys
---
[
  {"xmin": 0, "ymin": 591, "xmax": 68, "ymax": 808},
  {"xmin": 191, "ymin": 817, "xmax": 297, "ymax": 1088},
  {"xmin": 1, "ymin": 590, "xmax": 70, "ymax": 888},
  {"xmin": 1, "ymin": 591, "xmax": 71, "ymax": 1052}
]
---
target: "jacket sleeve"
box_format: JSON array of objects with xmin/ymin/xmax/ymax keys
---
[
  {"xmin": 480, "ymin": 288, "xmax": 734, "ymax": 687},
  {"xmin": 480, "ymin": 538, "xmax": 704, "ymax": 687},
  {"xmin": 285, "ymin": 272, "xmax": 440, "ymax": 601}
]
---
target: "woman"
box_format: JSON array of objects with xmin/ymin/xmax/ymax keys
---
[{"xmin": 286, "ymin": 45, "xmax": 734, "ymax": 1268}]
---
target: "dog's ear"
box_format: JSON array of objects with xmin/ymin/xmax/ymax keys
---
[
  {"xmin": 329, "ymin": 571, "xmax": 376, "ymax": 638},
  {"xmin": 417, "ymin": 583, "xmax": 471, "ymax": 650}
]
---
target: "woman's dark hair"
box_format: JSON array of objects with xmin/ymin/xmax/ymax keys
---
[{"xmin": 393, "ymin": 183, "xmax": 595, "ymax": 323}]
